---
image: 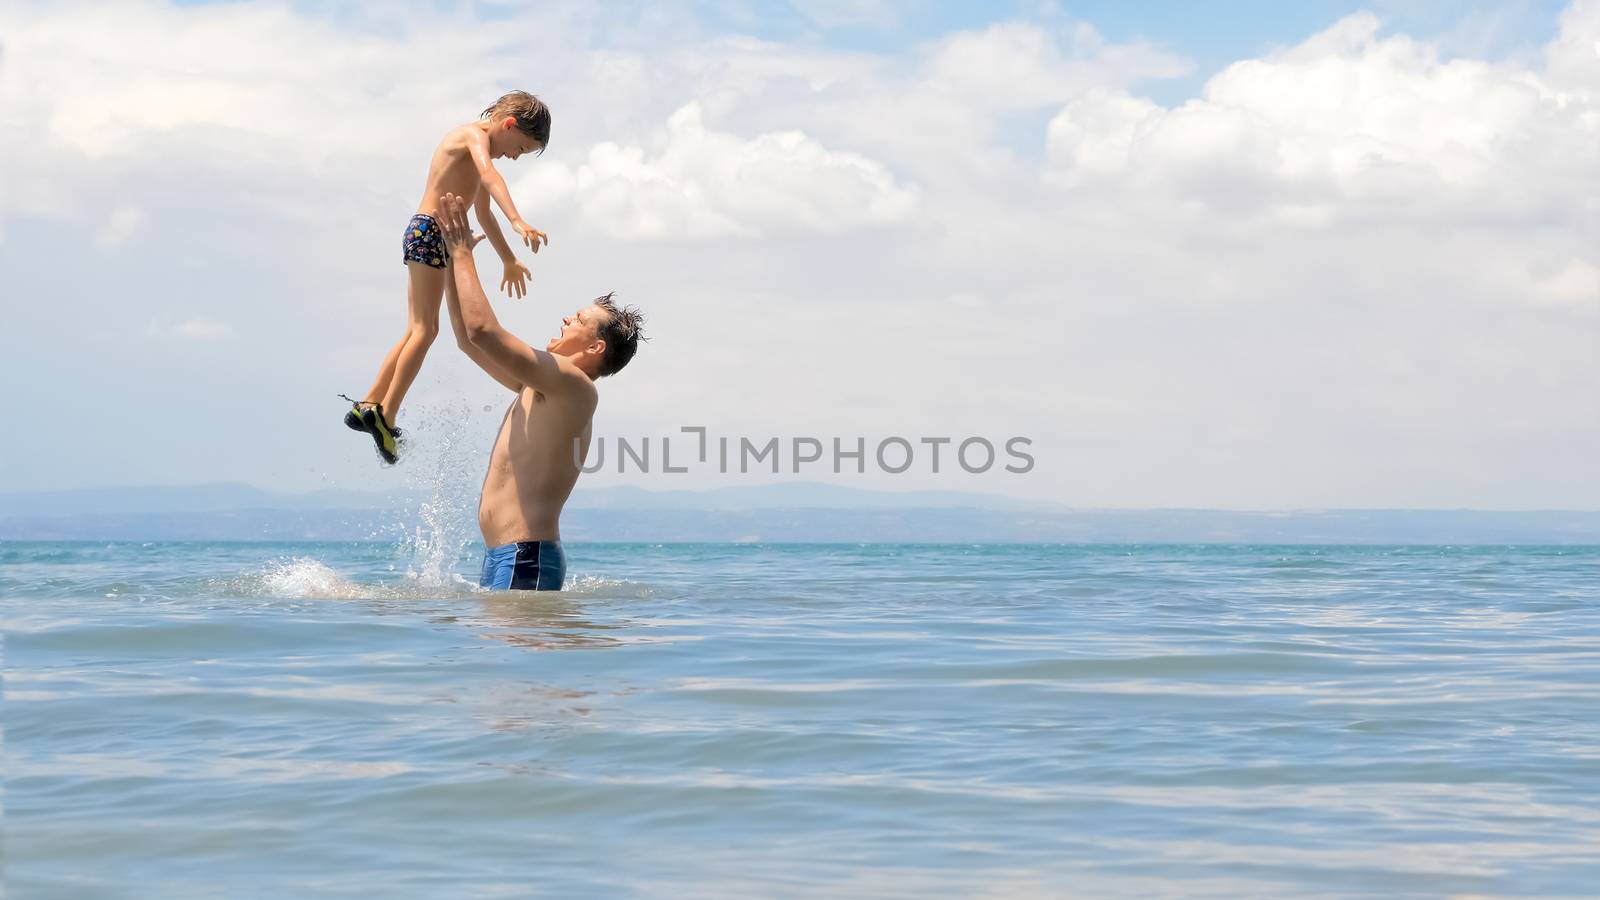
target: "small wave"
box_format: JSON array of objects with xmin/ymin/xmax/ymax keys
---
[
  {"xmin": 261, "ymin": 558, "xmax": 360, "ymax": 598},
  {"xmin": 213, "ymin": 558, "xmax": 476, "ymax": 601},
  {"xmin": 212, "ymin": 557, "xmax": 382, "ymax": 600},
  {"xmin": 562, "ymin": 574, "xmax": 650, "ymax": 596},
  {"xmin": 208, "ymin": 560, "xmax": 649, "ymax": 603}
]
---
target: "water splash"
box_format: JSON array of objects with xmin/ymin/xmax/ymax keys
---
[
  {"xmin": 562, "ymin": 574, "xmax": 654, "ymax": 597},
  {"xmin": 259, "ymin": 557, "xmax": 365, "ymax": 599},
  {"xmin": 217, "ymin": 557, "xmax": 482, "ymax": 601},
  {"xmin": 218, "ymin": 561, "xmax": 644, "ymax": 602},
  {"xmin": 203, "ymin": 557, "xmax": 376, "ymax": 600},
  {"xmin": 390, "ymin": 397, "xmax": 493, "ymax": 586},
  {"xmin": 334, "ymin": 392, "xmax": 627, "ymax": 593}
]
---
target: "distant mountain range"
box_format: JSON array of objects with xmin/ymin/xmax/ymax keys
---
[
  {"xmin": 0, "ymin": 482, "xmax": 1049, "ymax": 516},
  {"xmin": 2, "ymin": 482, "xmax": 1598, "ymax": 544}
]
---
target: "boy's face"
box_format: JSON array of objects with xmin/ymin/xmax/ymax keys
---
[{"xmin": 491, "ymin": 117, "xmax": 544, "ymax": 161}]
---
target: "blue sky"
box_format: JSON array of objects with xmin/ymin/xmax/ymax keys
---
[
  {"xmin": 734, "ymin": 0, "xmax": 1572, "ymax": 73},
  {"xmin": 2, "ymin": 0, "xmax": 1596, "ymax": 507},
  {"xmin": 169, "ymin": 0, "xmax": 1574, "ymax": 94}
]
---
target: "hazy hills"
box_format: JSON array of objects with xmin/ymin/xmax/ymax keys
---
[{"xmin": 3, "ymin": 483, "xmax": 1598, "ymax": 544}]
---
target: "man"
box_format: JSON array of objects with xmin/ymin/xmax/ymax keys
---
[{"xmin": 434, "ymin": 192, "xmax": 646, "ymax": 591}]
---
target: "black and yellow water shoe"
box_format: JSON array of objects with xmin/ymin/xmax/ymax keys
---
[
  {"xmin": 339, "ymin": 394, "xmax": 372, "ymax": 433},
  {"xmin": 360, "ymin": 404, "xmax": 402, "ymax": 465}
]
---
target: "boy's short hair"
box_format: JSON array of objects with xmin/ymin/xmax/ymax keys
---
[
  {"xmin": 592, "ymin": 292, "xmax": 646, "ymax": 378},
  {"xmin": 481, "ymin": 91, "xmax": 551, "ymax": 153}
]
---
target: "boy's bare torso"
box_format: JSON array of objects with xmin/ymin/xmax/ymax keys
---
[
  {"xmin": 478, "ymin": 384, "xmax": 597, "ymax": 546},
  {"xmin": 416, "ymin": 125, "xmax": 485, "ymax": 217}
]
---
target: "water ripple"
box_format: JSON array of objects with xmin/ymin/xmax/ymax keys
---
[{"xmin": 4, "ymin": 542, "xmax": 1599, "ymax": 897}]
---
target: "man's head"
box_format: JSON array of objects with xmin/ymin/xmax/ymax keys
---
[
  {"xmin": 482, "ymin": 91, "xmax": 550, "ymax": 160},
  {"xmin": 547, "ymin": 293, "xmax": 646, "ymax": 379}
]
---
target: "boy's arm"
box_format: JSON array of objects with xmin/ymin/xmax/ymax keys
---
[
  {"xmin": 444, "ymin": 264, "xmax": 524, "ymax": 394},
  {"xmin": 466, "ymin": 130, "xmax": 548, "ymax": 253},
  {"xmin": 438, "ymin": 193, "xmax": 590, "ymax": 400},
  {"xmin": 476, "ymin": 187, "xmax": 532, "ymax": 300},
  {"xmin": 474, "ymin": 188, "xmax": 516, "ymax": 263}
]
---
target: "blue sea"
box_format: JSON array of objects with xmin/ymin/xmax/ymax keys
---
[{"xmin": 4, "ymin": 540, "xmax": 1599, "ymax": 898}]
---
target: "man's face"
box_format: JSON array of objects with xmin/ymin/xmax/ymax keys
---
[
  {"xmin": 548, "ymin": 304, "xmax": 606, "ymax": 354},
  {"xmin": 491, "ymin": 119, "xmax": 544, "ymax": 161}
]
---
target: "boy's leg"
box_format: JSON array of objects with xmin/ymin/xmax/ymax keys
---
[
  {"xmin": 378, "ymin": 262, "xmax": 448, "ymax": 428},
  {"xmin": 361, "ymin": 337, "xmax": 407, "ymax": 408}
]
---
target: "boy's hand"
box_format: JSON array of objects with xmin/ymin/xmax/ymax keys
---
[
  {"xmin": 500, "ymin": 260, "xmax": 532, "ymax": 300},
  {"xmin": 511, "ymin": 219, "xmax": 549, "ymax": 253},
  {"xmin": 437, "ymin": 193, "xmax": 485, "ymax": 254}
]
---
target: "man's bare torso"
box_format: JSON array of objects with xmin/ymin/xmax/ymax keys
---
[{"xmin": 478, "ymin": 385, "xmax": 595, "ymax": 546}]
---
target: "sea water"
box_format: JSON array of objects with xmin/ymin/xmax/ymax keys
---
[{"xmin": 3, "ymin": 541, "xmax": 1599, "ymax": 898}]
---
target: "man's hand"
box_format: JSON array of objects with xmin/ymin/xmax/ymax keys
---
[
  {"xmin": 437, "ymin": 193, "xmax": 484, "ymax": 255},
  {"xmin": 500, "ymin": 260, "xmax": 532, "ymax": 300},
  {"xmin": 511, "ymin": 219, "xmax": 549, "ymax": 253}
]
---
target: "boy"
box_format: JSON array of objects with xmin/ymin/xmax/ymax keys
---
[{"xmin": 343, "ymin": 91, "xmax": 551, "ymax": 464}]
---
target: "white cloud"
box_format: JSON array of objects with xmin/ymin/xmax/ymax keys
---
[
  {"xmin": 1532, "ymin": 258, "xmax": 1600, "ymax": 312},
  {"xmin": 176, "ymin": 318, "xmax": 233, "ymax": 340},
  {"xmin": 145, "ymin": 318, "xmax": 235, "ymax": 341},
  {"xmin": 0, "ymin": 1, "xmax": 580, "ymax": 222},
  {"xmin": 525, "ymin": 102, "xmax": 918, "ymax": 239},
  {"xmin": 788, "ymin": 0, "xmax": 904, "ymax": 29},
  {"xmin": 1546, "ymin": 0, "xmax": 1600, "ymax": 91},
  {"xmin": 927, "ymin": 21, "xmax": 1189, "ymax": 110},
  {"xmin": 0, "ymin": 0, "xmax": 1595, "ymax": 507},
  {"xmin": 1042, "ymin": 88, "xmax": 1164, "ymax": 187},
  {"xmin": 1044, "ymin": 10, "xmax": 1599, "ymax": 229},
  {"xmin": 94, "ymin": 207, "xmax": 150, "ymax": 249}
]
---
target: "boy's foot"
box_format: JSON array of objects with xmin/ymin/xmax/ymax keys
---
[
  {"xmin": 339, "ymin": 394, "xmax": 371, "ymax": 432},
  {"xmin": 360, "ymin": 404, "xmax": 402, "ymax": 465}
]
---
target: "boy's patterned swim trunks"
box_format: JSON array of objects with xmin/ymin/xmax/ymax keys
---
[{"xmin": 402, "ymin": 213, "xmax": 448, "ymax": 269}]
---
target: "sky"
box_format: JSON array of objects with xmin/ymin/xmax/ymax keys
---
[{"xmin": 0, "ymin": 0, "xmax": 1595, "ymax": 508}]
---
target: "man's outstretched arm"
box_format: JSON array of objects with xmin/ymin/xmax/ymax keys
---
[
  {"xmin": 444, "ymin": 270, "xmax": 523, "ymax": 394},
  {"xmin": 437, "ymin": 193, "xmax": 582, "ymax": 397}
]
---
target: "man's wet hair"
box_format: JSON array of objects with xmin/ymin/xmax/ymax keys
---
[
  {"xmin": 481, "ymin": 91, "xmax": 551, "ymax": 153},
  {"xmin": 591, "ymin": 292, "xmax": 646, "ymax": 378}
]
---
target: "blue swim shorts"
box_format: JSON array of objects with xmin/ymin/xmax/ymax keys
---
[
  {"xmin": 479, "ymin": 540, "xmax": 566, "ymax": 591},
  {"xmin": 402, "ymin": 213, "xmax": 448, "ymax": 269}
]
